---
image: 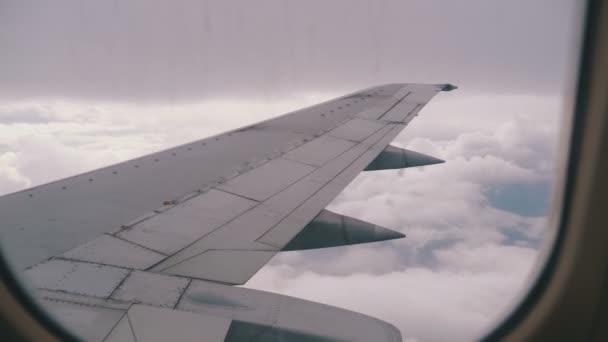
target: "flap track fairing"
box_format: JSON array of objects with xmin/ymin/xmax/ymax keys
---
[
  {"xmin": 365, "ymin": 145, "xmax": 444, "ymax": 171},
  {"xmin": 282, "ymin": 209, "xmax": 404, "ymax": 251}
]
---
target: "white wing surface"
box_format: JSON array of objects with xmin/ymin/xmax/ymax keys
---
[{"xmin": 0, "ymin": 83, "xmax": 455, "ymax": 341}]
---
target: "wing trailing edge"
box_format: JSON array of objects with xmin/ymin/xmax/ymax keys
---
[{"xmin": 36, "ymin": 271, "xmax": 402, "ymax": 342}]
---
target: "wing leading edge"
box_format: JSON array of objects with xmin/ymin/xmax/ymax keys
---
[{"xmin": 1, "ymin": 83, "xmax": 455, "ymax": 341}]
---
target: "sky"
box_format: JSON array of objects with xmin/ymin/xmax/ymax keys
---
[{"xmin": 0, "ymin": 1, "xmax": 582, "ymax": 341}]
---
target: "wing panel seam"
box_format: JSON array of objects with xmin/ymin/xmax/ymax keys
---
[
  {"xmin": 377, "ymin": 91, "xmax": 412, "ymax": 120},
  {"xmin": 256, "ymin": 124, "xmax": 402, "ymax": 246},
  {"xmin": 108, "ymin": 234, "xmax": 169, "ymax": 256},
  {"xmin": 146, "ymin": 123, "xmax": 390, "ymax": 270}
]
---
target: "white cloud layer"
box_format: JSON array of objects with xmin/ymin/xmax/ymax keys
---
[
  {"xmin": 246, "ymin": 93, "xmax": 562, "ymax": 341},
  {"xmin": 0, "ymin": 91, "xmax": 563, "ymax": 341}
]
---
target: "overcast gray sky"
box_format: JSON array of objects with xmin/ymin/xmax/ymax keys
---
[
  {"xmin": 1, "ymin": 0, "xmax": 578, "ymax": 100},
  {"xmin": 0, "ymin": 1, "xmax": 582, "ymax": 341}
]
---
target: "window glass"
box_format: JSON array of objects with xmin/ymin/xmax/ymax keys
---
[{"xmin": 0, "ymin": 1, "xmax": 582, "ymax": 341}]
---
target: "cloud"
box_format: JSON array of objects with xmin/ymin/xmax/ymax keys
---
[
  {"xmin": 247, "ymin": 255, "xmax": 537, "ymax": 342},
  {"xmin": 0, "ymin": 152, "xmax": 31, "ymax": 194},
  {"xmin": 0, "ymin": 108, "xmax": 57, "ymax": 124},
  {"xmin": 245, "ymin": 94, "xmax": 560, "ymax": 341},
  {"xmin": 0, "ymin": 92, "xmax": 561, "ymax": 341}
]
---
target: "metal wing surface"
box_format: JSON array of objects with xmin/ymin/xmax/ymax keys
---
[{"xmin": 0, "ymin": 83, "xmax": 455, "ymax": 341}]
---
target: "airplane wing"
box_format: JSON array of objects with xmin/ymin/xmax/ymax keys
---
[{"xmin": 0, "ymin": 83, "xmax": 455, "ymax": 341}]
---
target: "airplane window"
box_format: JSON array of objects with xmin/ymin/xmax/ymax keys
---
[{"xmin": 0, "ymin": 1, "xmax": 584, "ymax": 341}]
